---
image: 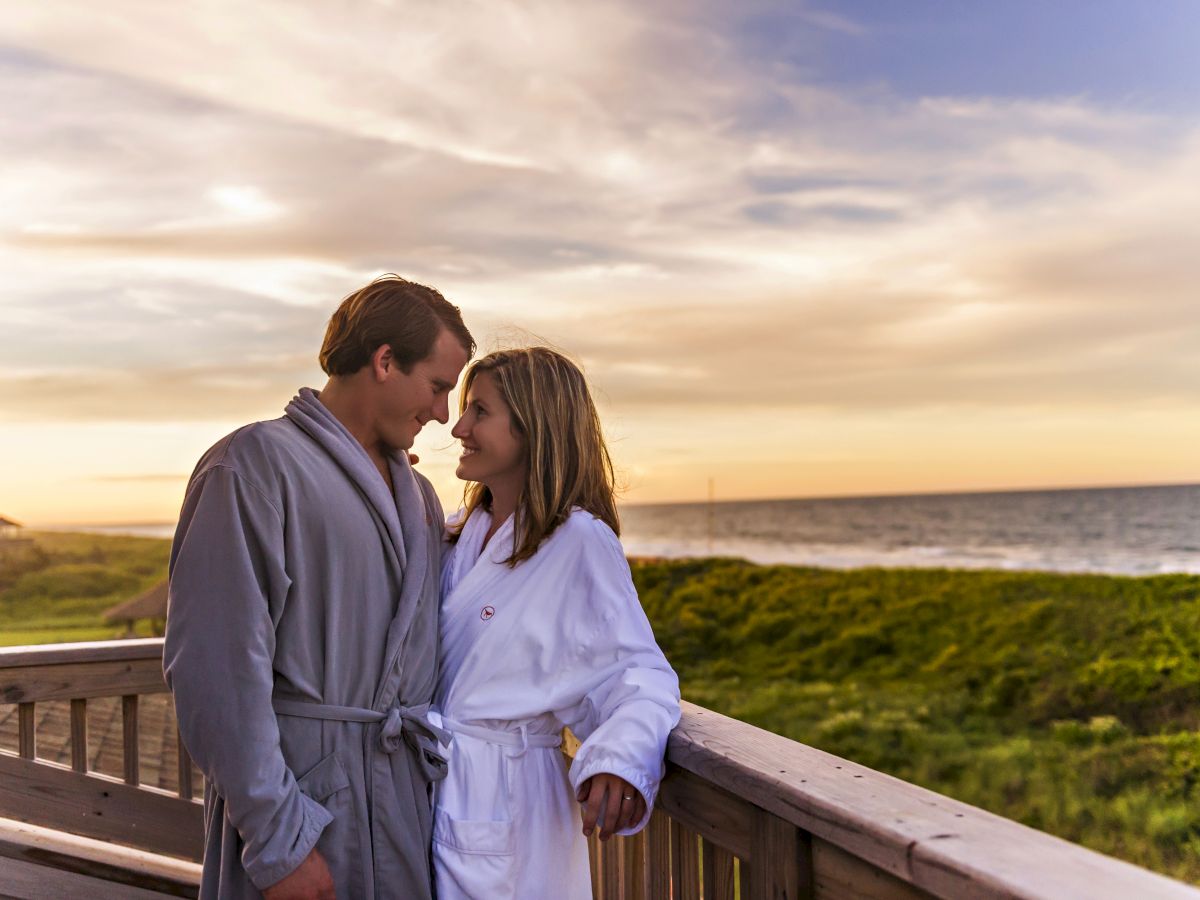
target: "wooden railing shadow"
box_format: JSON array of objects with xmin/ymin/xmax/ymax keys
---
[{"xmin": 2, "ymin": 640, "xmax": 1199, "ymax": 899}]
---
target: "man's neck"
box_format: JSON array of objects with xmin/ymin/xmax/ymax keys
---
[{"xmin": 317, "ymin": 377, "xmax": 392, "ymax": 481}]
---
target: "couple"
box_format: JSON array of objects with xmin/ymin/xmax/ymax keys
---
[{"xmin": 163, "ymin": 275, "xmax": 681, "ymax": 900}]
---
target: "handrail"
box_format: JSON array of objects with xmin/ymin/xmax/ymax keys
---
[
  {"xmin": 0, "ymin": 639, "xmax": 165, "ymax": 669},
  {"xmin": 3, "ymin": 640, "xmax": 1199, "ymax": 899},
  {"xmin": 666, "ymin": 702, "xmax": 1200, "ymax": 899}
]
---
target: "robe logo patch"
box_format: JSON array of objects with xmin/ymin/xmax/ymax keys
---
[{"xmin": 480, "ymin": 605, "xmax": 495, "ymax": 620}]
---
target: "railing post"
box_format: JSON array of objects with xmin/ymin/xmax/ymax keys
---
[
  {"xmin": 646, "ymin": 809, "xmax": 671, "ymax": 900},
  {"xmin": 588, "ymin": 831, "xmax": 602, "ymax": 898},
  {"xmin": 671, "ymin": 819, "xmax": 701, "ymax": 899},
  {"xmin": 17, "ymin": 702, "xmax": 35, "ymax": 759},
  {"xmin": 703, "ymin": 836, "xmax": 736, "ymax": 900},
  {"xmin": 747, "ymin": 809, "xmax": 813, "ymax": 900},
  {"xmin": 70, "ymin": 698, "xmax": 88, "ymax": 773},
  {"xmin": 623, "ymin": 829, "xmax": 647, "ymax": 900},
  {"xmin": 602, "ymin": 834, "xmax": 622, "ymax": 899},
  {"xmin": 122, "ymin": 694, "xmax": 140, "ymax": 785}
]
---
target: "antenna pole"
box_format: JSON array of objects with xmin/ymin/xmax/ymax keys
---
[{"xmin": 707, "ymin": 477, "xmax": 715, "ymax": 554}]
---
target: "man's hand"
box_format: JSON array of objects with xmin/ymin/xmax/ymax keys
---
[
  {"xmin": 263, "ymin": 848, "xmax": 336, "ymax": 900},
  {"xmin": 577, "ymin": 774, "xmax": 646, "ymax": 841}
]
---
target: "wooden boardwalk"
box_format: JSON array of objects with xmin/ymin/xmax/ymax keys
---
[{"xmin": 0, "ymin": 695, "xmax": 201, "ymax": 794}]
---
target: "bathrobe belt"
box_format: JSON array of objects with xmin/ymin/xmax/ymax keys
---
[
  {"xmin": 439, "ymin": 716, "xmax": 563, "ymax": 757},
  {"xmin": 273, "ymin": 697, "xmax": 451, "ymax": 783}
]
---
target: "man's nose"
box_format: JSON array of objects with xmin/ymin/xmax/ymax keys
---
[{"xmin": 433, "ymin": 394, "xmax": 450, "ymax": 425}]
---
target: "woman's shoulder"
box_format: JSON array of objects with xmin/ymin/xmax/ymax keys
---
[
  {"xmin": 546, "ymin": 509, "xmax": 628, "ymax": 577},
  {"xmin": 558, "ymin": 507, "xmax": 621, "ymax": 546}
]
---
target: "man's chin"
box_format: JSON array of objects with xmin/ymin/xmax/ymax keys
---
[{"xmin": 387, "ymin": 434, "xmax": 417, "ymax": 454}]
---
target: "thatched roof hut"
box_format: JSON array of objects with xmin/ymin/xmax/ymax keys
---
[{"xmin": 104, "ymin": 579, "xmax": 169, "ymax": 635}]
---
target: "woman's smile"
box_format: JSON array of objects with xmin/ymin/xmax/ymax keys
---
[{"xmin": 450, "ymin": 372, "xmax": 527, "ymax": 493}]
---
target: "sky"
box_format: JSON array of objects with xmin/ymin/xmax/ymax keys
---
[{"xmin": 1, "ymin": 1, "xmax": 1199, "ymax": 525}]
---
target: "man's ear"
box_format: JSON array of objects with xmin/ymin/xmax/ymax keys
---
[{"xmin": 370, "ymin": 344, "xmax": 393, "ymax": 382}]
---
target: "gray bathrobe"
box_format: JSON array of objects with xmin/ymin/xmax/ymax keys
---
[{"xmin": 164, "ymin": 388, "xmax": 446, "ymax": 899}]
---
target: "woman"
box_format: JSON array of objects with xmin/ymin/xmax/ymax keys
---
[{"xmin": 430, "ymin": 347, "xmax": 681, "ymax": 899}]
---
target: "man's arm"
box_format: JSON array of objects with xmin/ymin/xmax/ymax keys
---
[{"xmin": 164, "ymin": 463, "xmax": 333, "ymax": 890}]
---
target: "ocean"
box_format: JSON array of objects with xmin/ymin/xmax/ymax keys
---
[
  {"xmin": 619, "ymin": 483, "xmax": 1200, "ymax": 576},
  {"xmin": 49, "ymin": 483, "xmax": 1200, "ymax": 576}
]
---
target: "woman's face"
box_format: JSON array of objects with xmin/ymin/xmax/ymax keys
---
[{"xmin": 450, "ymin": 371, "xmax": 527, "ymax": 495}]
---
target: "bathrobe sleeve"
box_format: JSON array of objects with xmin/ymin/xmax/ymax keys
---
[
  {"xmin": 560, "ymin": 516, "xmax": 682, "ymax": 834},
  {"xmin": 163, "ymin": 463, "xmax": 334, "ymax": 889}
]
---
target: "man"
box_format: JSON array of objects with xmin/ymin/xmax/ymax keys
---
[{"xmin": 164, "ymin": 275, "xmax": 473, "ymax": 899}]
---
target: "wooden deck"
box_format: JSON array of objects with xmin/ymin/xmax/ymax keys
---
[{"xmin": 2, "ymin": 639, "xmax": 1199, "ymax": 899}]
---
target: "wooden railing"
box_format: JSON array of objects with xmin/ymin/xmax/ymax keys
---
[
  {"xmin": 579, "ymin": 704, "xmax": 1200, "ymax": 899},
  {"xmin": 3, "ymin": 640, "xmax": 1200, "ymax": 899},
  {"xmin": 0, "ymin": 639, "xmax": 202, "ymax": 896}
]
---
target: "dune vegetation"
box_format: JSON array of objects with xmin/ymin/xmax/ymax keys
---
[
  {"xmin": 630, "ymin": 556, "xmax": 1200, "ymax": 883},
  {"xmin": 3, "ymin": 533, "xmax": 1199, "ymax": 880},
  {"xmin": 0, "ymin": 531, "xmax": 169, "ymax": 645}
]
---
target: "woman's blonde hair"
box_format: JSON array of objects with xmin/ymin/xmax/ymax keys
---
[{"xmin": 448, "ymin": 347, "xmax": 619, "ymax": 565}]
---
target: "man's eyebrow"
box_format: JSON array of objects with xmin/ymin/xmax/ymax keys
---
[{"xmin": 432, "ymin": 378, "xmax": 454, "ymax": 391}]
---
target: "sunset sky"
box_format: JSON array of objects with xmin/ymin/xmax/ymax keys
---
[{"xmin": 2, "ymin": 1, "xmax": 1199, "ymax": 525}]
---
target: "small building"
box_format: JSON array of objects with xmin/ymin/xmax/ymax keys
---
[
  {"xmin": 104, "ymin": 579, "xmax": 169, "ymax": 636},
  {"xmin": 0, "ymin": 516, "xmax": 22, "ymax": 541}
]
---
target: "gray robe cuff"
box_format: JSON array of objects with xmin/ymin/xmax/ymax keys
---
[{"xmin": 245, "ymin": 789, "xmax": 335, "ymax": 890}]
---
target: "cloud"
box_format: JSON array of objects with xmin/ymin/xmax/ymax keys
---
[{"xmin": 0, "ymin": 0, "xmax": 1198, "ymax": 437}]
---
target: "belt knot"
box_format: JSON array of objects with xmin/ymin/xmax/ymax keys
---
[{"xmin": 378, "ymin": 702, "xmax": 451, "ymax": 783}]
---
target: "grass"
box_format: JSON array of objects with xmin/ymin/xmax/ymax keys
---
[
  {"xmin": 630, "ymin": 557, "xmax": 1200, "ymax": 883},
  {"xmin": 0, "ymin": 531, "xmax": 169, "ymax": 646}
]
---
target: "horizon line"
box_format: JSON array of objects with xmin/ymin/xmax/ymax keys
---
[{"xmin": 24, "ymin": 477, "xmax": 1200, "ymax": 529}]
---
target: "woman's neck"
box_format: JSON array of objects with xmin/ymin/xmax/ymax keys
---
[{"xmin": 482, "ymin": 481, "xmax": 521, "ymax": 548}]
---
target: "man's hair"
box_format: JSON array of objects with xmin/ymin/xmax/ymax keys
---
[
  {"xmin": 447, "ymin": 346, "xmax": 619, "ymax": 566},
  {"xmin": 319, "ymin": 274, "xmax": 475, "ymax": 376}
]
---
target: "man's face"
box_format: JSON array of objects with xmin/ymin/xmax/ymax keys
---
[{"xmin": 379, "ymin": 328, "xmax": 470, "ymax": 451}]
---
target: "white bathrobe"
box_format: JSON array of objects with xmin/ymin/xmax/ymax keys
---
[{"xmin": 431, "ymin": 507, "xmax": 680, "ymax": 899}]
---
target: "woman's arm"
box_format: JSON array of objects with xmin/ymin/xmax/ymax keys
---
[{"xmin": 557, "ymin": 516, "xmax": 682, "ymax": 836}]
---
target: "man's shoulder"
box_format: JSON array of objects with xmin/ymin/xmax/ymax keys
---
[
  {"xmin": 191, "ymin": 417, "xmax": 300, "ymax": 481},
  {"xmin": 411, "ymin": 468, "xmax": 445, "ymax": 520}
]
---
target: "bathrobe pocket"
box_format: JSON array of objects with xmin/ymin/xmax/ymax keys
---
[
  {"xmin": 433, "ymin": 810, "xmax": 515, "ymax": 855},
  {"xmin": 296, "ymin": 751, "xmax": 351, "ymax": 801},
  {"xmin": 295, "ymin": 750, "xmax": 366, "ymax": 895},
  {"xmin": 433, "ymin": 809, "xmax": 517, "ymax": 897}
]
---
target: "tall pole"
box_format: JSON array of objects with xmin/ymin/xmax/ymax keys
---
[{"xmin": 707, "ymin": 477, "xmax": 715, "ymax": 555}]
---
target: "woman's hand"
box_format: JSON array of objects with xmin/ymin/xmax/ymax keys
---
[{"xmin": 577, "ymin": 774, "xmax": 646, "ymax": 840}]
